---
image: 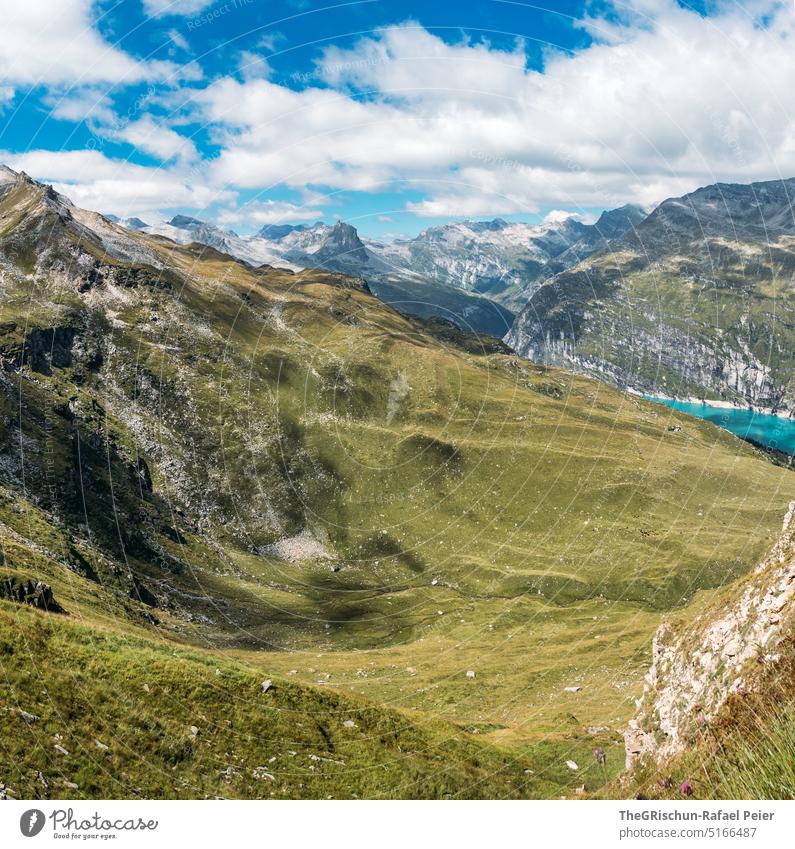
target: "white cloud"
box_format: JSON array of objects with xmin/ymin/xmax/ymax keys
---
[
  {"xmin": 0, "ymin": 86, "xmax": 13, "ymax": 109},
  {"xmin": 237, "ymin": 51, "xmax": 272, "ymax": 81},
  {"xmin": 44, "ymin": 88, "xmax": 118, "ymax": 125},
  {"xmin": 6, "ymin": 1, "xmax": 795, "ymax": 226},
  {"xmin": 318, "ymin": 23, "xmax": 528, "ymax": 106},
  {"xmin": 143, "ymin": 0, "xmax": 214, "ymax": 17},
  {"xmin": 167, "ymin": 29, "xmax": 190, "ymax": 52},
  {"xmin": 217, "ymin": 199, "xmax": 324, "ymax": 227},
  {"xmin": 0, "ymin": 1, "xmax": 181, "ymax": 86},
  {"xmin": 405, "ymin": 190, "xmax": 536, "ymax": 220},
  {"xmin": 114, "ymin": 115, "xmax": 198, "ymax": 163},
  {"xmin": 0, "ymin": 149, "xmax": 232, "ymax": 219},
  {"xmin": 187, "ymin": 4, "xmax": 795, "ymax": 216},
  {"xmin": 543, "ymin": 210, "xmax": 581, "ymax": 224}
]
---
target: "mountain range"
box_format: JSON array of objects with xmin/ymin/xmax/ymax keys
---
[
  {"xmin": 110, "ymin": 204, "xmax": 647, "ymax": 339},
  {"xmin": 508, "ymin": 178, "xmax": 795, "ymax": 413},
  {"xmin": 107, "ymin": 174, "xmax": 795, "ymax": 415},
  {"xmin": 2, "ymin": 163, "xmax": 791, "ymax": 798}
]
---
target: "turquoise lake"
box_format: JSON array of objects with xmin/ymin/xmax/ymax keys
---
[{"xmin": 648, "ymin": 398, "xmax": 795, "ymax": 456}]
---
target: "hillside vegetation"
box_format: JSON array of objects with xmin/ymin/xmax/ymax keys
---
[{"xmin": 0, "ymin": 168, "xmax": 792, "ymax": 797}]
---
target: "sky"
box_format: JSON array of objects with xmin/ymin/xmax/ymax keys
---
[{"xmin": 1, "ymin": 0, "xmax": 794, "ymax": 238}]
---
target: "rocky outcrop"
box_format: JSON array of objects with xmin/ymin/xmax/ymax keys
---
[
  {"xmin": 625, "ymin": 501, "xmax": 795, "ymax": 767},
  {"xmin": 509, "ymin": 307, "xmax": 794, "ymax": 413},
  {"xmin": 0, "ymin": 575, "xmax": 63, "ymax": 613}
]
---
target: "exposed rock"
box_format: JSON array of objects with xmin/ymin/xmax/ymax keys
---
[
  {"xmin": 508, "ymin": 177, "xmax": 795, "ymax": 413},
  {"xmin": 0, "ymin": 575, "xmax": 64, "ymax": 613},
  {"xmin": 17, "ymin": 709, "xmax": 40, "ymax": 724},
  {"xmin": 625, "ymin": 500, "xmax": 795, "ymax": 767}
]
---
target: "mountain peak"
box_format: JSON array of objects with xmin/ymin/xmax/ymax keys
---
[
  {"xmin": 467, "ymin": 218, "xmax": 509, "ymax": 233},
  {"xmin": 322, "ymin": 221, "xmax": 367, "ymax": 255},
  {"xmin": 168, "ymin": 214, "xmax": 206, "ymax": 228},
  {"xmin": 0, "ymin": 164, "xmax": 18, "ymax": 185},
  {"xmin": 256, "ymin": 221, "xmax": 326, "ymax": 240},
  {"xmin": 593, "ymin": 203, "xmax": 647, "ymax": 239}
]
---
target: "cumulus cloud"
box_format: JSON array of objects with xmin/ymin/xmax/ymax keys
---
[
  {"xmin": 8, "ymin": 0, "xmax": 795, "ymax": 225},
  {"xmin": 0, "ymin": 149, "xmax": 232, "ymax": 219},
  {"xmin": 113, "ymin": 116, "xmax": 199, "ymax": 163},
  {"xmin": 0, "ymin": 1, "xmax": 181, "ymax": 87},
  {"xmin": 43, "ymin": 88, "xmax": 118, "ymax": 125},
  {"xmin": 217, "ymin": 199, "xmax": 325, "ymax": 227},
  {"xmin": 188, "ymin": 2, "xmax": 795, "ymax": 216},
  {"xmin": 543, "ymin": 210, "xmax": 582, "ymax": 224}
]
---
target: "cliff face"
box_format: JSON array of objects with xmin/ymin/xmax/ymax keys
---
[
  {"xmin": 508, "ymin": 178, "xmax": 795, "ymax": 413},
  {"xmin": 625, "ymin": 501, "xmax": 795, "ymax": 768}
]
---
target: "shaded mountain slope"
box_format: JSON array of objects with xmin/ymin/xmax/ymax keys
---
[
  {"xmin": 508, "ymin": 178, "xmax": 795, "ymax": 413},
  {"xmin": 369, "ymin": 208, "xmax": 647, "ymax": 312}
]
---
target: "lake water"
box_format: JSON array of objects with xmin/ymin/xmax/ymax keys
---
[{"xmin": 648, "ymin": 398, "xmax": 795, "ymax": 456}]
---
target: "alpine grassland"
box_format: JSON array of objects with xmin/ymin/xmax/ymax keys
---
[{"xmin": 0, "ymin": 172, "xmax": 793, "ymax": 798}]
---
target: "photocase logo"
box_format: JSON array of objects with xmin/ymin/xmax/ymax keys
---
[{"xmin": 20, "ymin": 809, "xmax": 45, "ymax": 837}]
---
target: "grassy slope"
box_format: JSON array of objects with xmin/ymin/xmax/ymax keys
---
[
  {"xmin": 0, "ymin": 603, "xmax": 564, "ymax": 800},
  {"xmin": 0, "ymin": 176, "xmax": 793, "ymax": 797}
]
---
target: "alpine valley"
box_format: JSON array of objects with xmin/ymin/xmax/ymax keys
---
[
  {"xmin": 2, "ymin": 163, "xmax": 795, "ymax": 801},
  {"xmin": 113, "ymin": 202, "xmax": 648, "ymax": 340}
]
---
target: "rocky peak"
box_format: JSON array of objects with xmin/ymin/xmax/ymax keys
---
[
  {"xmin": 622, "ymin": 177, "xmax": 795, "ymax": 253},
  {"xmin": 0, "ymin": 163, "xmax": 18, "ymax": 186},
  {"xmin": 123, "ymin": 217, "xmax": 149, "ymax": 231},
  {"xmin": 256, "ymin": 222, "xmax": 322, "ymax": 240},
  {"xmin": 468, "ymin": 218, "xmax": 509, "ymax": 233},
  {"xmin": 168, "ymin": 214, "xmax": 205, "ymax": 229},
  {"xmin": 316, "ymin": 221, "xmax": 369, "ymax": 265},
  {"xmin": 592, "ymin": 203, "xmax": 647, "ymax": 239}
]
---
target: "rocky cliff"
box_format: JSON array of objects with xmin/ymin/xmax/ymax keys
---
[
  {"xmin": 508, "ymin": 178, "xmax": 795, "ymax": 413},
  {"xmin": 626, "ymin": 500, "xmax": 795, "ymax": 768}
]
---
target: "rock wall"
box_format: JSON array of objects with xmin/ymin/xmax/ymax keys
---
[
  {"xmin": 508, "ymin": 312, "xmax": 794, "ymax": 414},
  {"xmin": 625, "ymin": 501, "xmax": 795, "ymax": 767}
]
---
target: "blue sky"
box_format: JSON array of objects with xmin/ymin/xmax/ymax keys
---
[{"xmin": 1, "ymin": 0, "xmax": 793, "ymax": 237}]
